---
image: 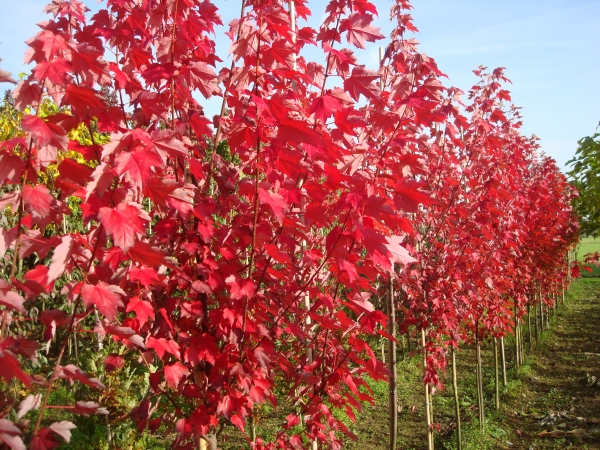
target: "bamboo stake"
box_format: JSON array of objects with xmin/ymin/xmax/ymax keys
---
[
  {"xmin": 500, "ymin": 337, "xmax": 507, "ymax": 387},
  {"xmin": 519, "ymin": 321, "xmax": 525, "ymax": 365},
  {"xmin": 387, "ymin": 276, "xmax": 398, "ymax": 450},
  {"xmin": 514, "ymin": 303, "xmax": 520, "ymax": 371},
  {"xmin": 289, "ymin": 1, "xmax": 316, "ymax": 448},
  {"xmin": 475, "ymin": 323, "xmax": 484, "ymax": 430},
  {"xmin": 534, "ymin": 294, "xmax": 539, "ymax": 343},
  {"xmin": 422, "ymin": 329, "xmax": 434, "ymax": 450},
  {"xmin": 527, "ymin": 303, "xmax": 532, "ymax": 347},
  {"xmin": 451, "ymin": 347, "xmax": 462, "ymax": 450},
  {"xmin": 539, "ymin": 301, "xmax": 544, "ymax": 335},
  {"xmin": 494, "ymin": 338, "xmax": 500, "ymax": 410}
]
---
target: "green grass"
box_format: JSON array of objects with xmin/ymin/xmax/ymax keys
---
[
  {"xmin": 577, "ymin": 236, "xmax": 600, "ymax": 261},
  {"xmin": 577, "ymin": 237, "xmax": 600, "ymax": 277}
]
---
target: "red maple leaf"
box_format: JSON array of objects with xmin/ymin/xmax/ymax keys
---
[
  {"xmin": 343, "ymin": 66, "xmax": 380, "ymax": 101},
  {"xmin": 98, "ymin": 202, "xmax": 150, "ymax": 252},
  {"xmin": 164, "ymin": 362, "xmax": 189, "ymax": 390},
  {"xmin": 385, "ymin": 236, "xmax": 416, "ymax": 266},
  {"xmin": 126, "ymin": 296, "xmax": 155, "ymax": 326},
  {"xmin": 32, "ymin": 58, "xmax": 71, "ymax": 85},
  {"xmin": 342, "ymin": 13, "xmax": 385, "ymax": 49},
  {"xmin": 22, "ymin": 185, "xmax": 55, "ymax": 221},
  {"xmin": 0, "ymin": 153, "xmax": 25, "ymax": 184},
  {"xmin": 115, "ymin": 148, "xmax": 163, "ymax": 187},
  {"xmin": 146, "ymin": 337, "xmax": 180, "ymax": 359},
  {"xmin": 57, "ymin": 364, "xmax": 105, "ymax": 390},
  {"xmin": 258, "ymin": 187, "xmax": 289, "ymax": 224},
  {"xmin": 47, "ymin": 235, "xmax": 75, "ymax": 283},
  {"xmin": 12, "ymin": 80, "xmax": 42, "ymax": 110},
  {"xmin": 103, "ymin": 355, "xmax": 125, "ymax": 372},
  {"xmin": 81, "ymin": 281, "xmax": 125, "ymax": 321},
  {"xmin": 21, "ymin": 115, "xmax": 66, "ymax": 149},
  {"xmin": 62, "ymin": 84, "xmax": 105, "ymax": 113},
  {"xmin": 0, "ymin": 280, "xmax": 25, "ymax": 313},
  {"xmin": 0, "ymin": 419, "xmax": 25, "ymax": 450}
]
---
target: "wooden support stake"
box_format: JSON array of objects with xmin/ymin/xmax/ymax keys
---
[
  {"xmin": 387, "ymin": 276, "xmax": 398, "ymax": 450},
  {"xmin": 500, "ymin": 337, "xmax": 507, "ymax": 387},
  {"xmin": 527, "ymin": 303, "xmax": 532, "ymax": 348},
  {"xmin": 422, "ymin": 329, "xmax": 434, "ymax": 450},
  {"xmin": 476, "ymin": 323, "xmax": 485, "ymax": 430},
  {"xmin": 452, "ymin": 346, "xmax": 462, "ymax": 450}
]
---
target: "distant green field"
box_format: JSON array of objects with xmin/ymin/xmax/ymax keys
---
[
  {"xmin": 578, "ymin": 236, "xmax": 600, "ymax": 277},
  {"xmin": 577, "ymin": 236, "xmax": 600, "ymax": 261}
]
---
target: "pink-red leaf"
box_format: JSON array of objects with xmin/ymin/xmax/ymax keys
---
[
  {"xmin": 81, "ymin": 281, "xmax": 125, "ymax": 321},
  {"xmin": 98, "ymin": 202, "xmax": 149, "ymax": 252}
]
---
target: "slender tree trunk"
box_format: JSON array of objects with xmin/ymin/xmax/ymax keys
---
[
  {"xmin": 500, "ymin": 337, "xmax": 507, "ymax": 387},
  {"xmin": 539, "ymin": 301, "xmax": 544, "ymax": 334},
  {"xmin": 476, "ymin": 322, "xmax": 484, "ymax": 430},
  {"xmin": 527, "ymin": 304, "xmax": 532, "ymax": 348},
  {"xmin": 494, "ymin": 338, "xmax": 500, "ymax": 410},
  {"xmin": 387, "ymin": 276, "xmax": 397, "ymax": 450},
  {"xmin": 519, "ymin": 321, "xmax": 525, "ymax": 365},
  {"xmin": 290, "ymin": 1, "xmax": 316, "ymax": 447},
  {"xmin": 422, "ymin": 329, "xmax": 434, "ymax": 450},
  {"xmin": 534, "ymin": 298, "xmax": 539, "ymax": 343},
  {"xmin": 106, "ymin": 415, "xmax": 113, "ymax": 449},
  {"xmin": 514, "ymin": 304, "xmax": 520, "ymax": 371},
  {"xmin": 451, "ymin": 347, "xmax": 462, "ymax": 450},
  {"xmin": 407, "ymin": 329, "xmax": 412, "ymax": 354},
  {"xmin": 250, "ymin": 416, "xmax": 256, "ymax": 445}
]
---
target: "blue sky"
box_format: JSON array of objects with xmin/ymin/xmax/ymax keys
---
[{"xmin": 0, "ymin": 0, "xmax": 598, "ymax": 170}]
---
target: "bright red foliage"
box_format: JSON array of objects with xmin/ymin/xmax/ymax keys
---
[{"xmin": 0, "ymin": 0, "xmax": 578, "ymax": 448}]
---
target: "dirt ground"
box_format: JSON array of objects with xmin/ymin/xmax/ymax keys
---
[{"xmin": 498, "ymin": 279, "xmax": 600, "ymax": 450}]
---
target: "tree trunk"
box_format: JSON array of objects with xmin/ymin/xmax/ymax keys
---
[
  {"xmin": 451, "ymin": 347, "xmax": 462, "ymax": 450},
  {"xmin": 494, "ymin": 338, "xmax": 500, "ymax": 410},
  {"xmin": 500, "ymin": 337, "xmax": 507, "ymax": 387},
  {"xmin": 539, "ymin": 301, "xmax": 544, "ymax": 334},
  {"xmin": 422, "ymin": 329, "xmax": 434, "ymax": 450},
  {"xmin": 534, "ymin": 298, "xmax": 539, "ymax": 343},
  {"xmin": 476, "ymin": 323, "xmax": 484, "ymax": 430},
  {"xmin": 250, "ymin": 416, "xmax": 256, "ymax": 445},
  {"xmin": 527, "ymin": 304, "xmax": 532, "ymax": 348},
  {"xmin": 519, "ymin": 321, "xmax": 525, "ymax": 365},
  {"xmin": 387, "ymin": 276, "xmax": 397, "ymax": 450},
  {"xmin": 514, "ymin": 304, "xmax": 520, "ymax": 371}
]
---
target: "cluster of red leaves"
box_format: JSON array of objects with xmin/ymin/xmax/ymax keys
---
[
  {"xmin": 0, "ymin": 0, "xmax": 578, "ymax": 448},
  {"xmin": 394, "ymin": 66, "xmax": 578, "ymax": 385}
]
